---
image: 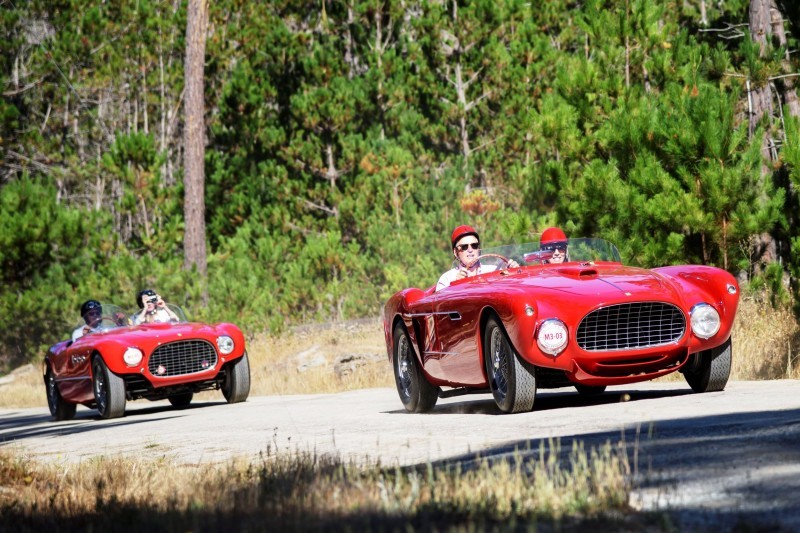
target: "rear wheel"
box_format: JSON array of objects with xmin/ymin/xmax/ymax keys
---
[
  {"xmin": 393, "ymin": 323, "xmax": 439, "ymax": 413},
  {"xmin": 168, "ymin": 392, "xmax": 194, "ymax": 407},
  {"xmin": 574, "ymin": 384, "xmax": 606, "ymax": 396},
  {"xmin": 45, "ymin": 365, "xmax": 76, "ymax": 421},
  {"xmin": 683, "ymin": 336, "xmax": 732, "ymax": 393},
  {"xmin": 92, "ymin": 357, "xmax": 126, "ymax": 419},
  {"xmin": 484, "ymin": 317, "xmax": 536, "ymax": 413},
  {"xmin": 222, "ymin": 352, "xmax": 251, "ymax": 403}
]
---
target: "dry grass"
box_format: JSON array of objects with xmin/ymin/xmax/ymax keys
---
[
  {"xmin": 729, "ymin": 296, "xmax": 800, "ymax": 380},
  {"xmin": 2, "ymin": 299, "xmax": 798, "ymax": 410},
  {"xmin": 0, "ymin": 438, "xmax": 632, "ymax": 531}
]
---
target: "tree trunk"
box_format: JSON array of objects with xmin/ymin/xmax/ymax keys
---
[
  {"xmin": 770, "ymin": 2, "xmax": 800, "ymax": 117},
  {"xmin": 183, "ymin": 0, "xmax": 208, "ymax": 277},
  {"xmin": 749, "ymin": 0, "xmax": 775, "ymax": 162}
]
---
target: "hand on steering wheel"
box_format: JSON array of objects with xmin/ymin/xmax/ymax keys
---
[{"xmin": 465, "ymin": 254, "xmax": 519, "ymax": 270}]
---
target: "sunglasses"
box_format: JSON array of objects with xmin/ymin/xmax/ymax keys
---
[
  {"xmin": 456, "ymin": 242, "xmax": 480, "ymax": 252},
  {"xmin": 541, "ymin": 243, "xmax": 567, "ymax": 253}
]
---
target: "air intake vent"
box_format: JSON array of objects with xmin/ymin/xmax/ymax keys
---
[
  {"xmin": 577, "ymin": 302, "xmax": 685, "ymax": 351},
  {"xmin": 148, "ymin": 340, "xmax": 218, "ymax": 377}
]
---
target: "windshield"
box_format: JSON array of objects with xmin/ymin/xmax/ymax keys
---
[
  {"xmin": 72, "ymin": 302, "xmax": 189, "ymax": 338},
  {"xmin": 130, "ymin": 302, "xmax": 188, "ymax": 325},
  {"xmin": 460, "ymin": 238, "xmax": 622, "ymax": 269}
]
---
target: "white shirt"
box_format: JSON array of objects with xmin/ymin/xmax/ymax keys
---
[
  {"xmin": 435, "ymin": 264, "xmax": 498, "ymax": 292},
  {"xmin": 71, "ymin": 325, "xmax": 87, "ymax": 342},
  {"xmin": 133, "ymin": 307, "xmax": 175, "ymax": 325}
]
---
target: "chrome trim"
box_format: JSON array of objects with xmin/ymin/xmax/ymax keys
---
[
  {"xmin": 424, "ymin": 351, "xmax": 458, "ymax": 356},
  {"xmin": 404, "ymin": 311, "xmax": 459, "ymax": 318},
  {"xmin": 55, "ymin": 376, "xmax": 92, "ymax": 382}
]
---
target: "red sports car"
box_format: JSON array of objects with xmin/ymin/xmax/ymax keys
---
[
  {"xmin": 383, "ymin": 238, "xmax": 739, "ymax": 414},
  {"xmin": 44, "ymin": 303, "xmax": 250, "ymax": 420}
]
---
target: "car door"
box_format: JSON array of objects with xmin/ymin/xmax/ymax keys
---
[
  {"xmin": 431, "ymin": 283, "xmax": 486, "ymax": 387},
  {"xmin": 57, "ymin": 336, "xmax": 95, "ymax": 402}
]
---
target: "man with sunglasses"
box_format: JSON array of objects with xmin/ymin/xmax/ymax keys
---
[
  {"xmin": 71, "ymin": 299, "xmax": 103, "ymax": 341},
  {"xmin": 539, "ymin": 227, "xmax": 569, "ymax": 264},
  {"xmin": 435, "ymin": 225, "xmax": 518, "ymax": 291}
]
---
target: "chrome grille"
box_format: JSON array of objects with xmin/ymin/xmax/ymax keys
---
[
  {"xmin": 148, "ymin": 340, "xmax": 218, "ymax": 377},
  {"xmin": 577, "ymin": 302, "xmax": 685, "ymax": 351}
]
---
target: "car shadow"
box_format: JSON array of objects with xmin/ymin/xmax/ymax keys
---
[
  {"xmin": 384, "ymin": 385, "xmax": 693, "ymax": 415},
  {"xmin": 0, "ymin": 401, "xmax": 225, "ymax": 443}
]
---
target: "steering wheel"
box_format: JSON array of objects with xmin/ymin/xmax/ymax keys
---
[{"xmin": 466, "ymin": 253, "xmax": 514, "ymax": 270}]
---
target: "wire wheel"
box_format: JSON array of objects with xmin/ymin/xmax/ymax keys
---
[
  {"xmin": 392, "ymin": 323, "xmax": 439, "ymax": 413},
  {"xmin": 46, "ymin": 365, "xmax": 76, "ymax": 421},
  {"xmin": 92, "ymin": 357, "xmax": 126, "ymax": 419},
  {"xmin": 484, "ymin": 316, "xmax": 536, "ymax": 413}
]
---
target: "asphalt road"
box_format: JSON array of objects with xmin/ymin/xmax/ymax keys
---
[{"xmin": 2, "ymin": 380, "xmax": 799, "ymax": 530}]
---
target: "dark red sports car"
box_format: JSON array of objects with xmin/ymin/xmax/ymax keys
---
[
  {"xmin": 44, "ymin": 303, "xmax": 250, "ymax": 420},
  {"xmin": 383, "ymin": 238, "xmax": 739, "ymax": 414}
]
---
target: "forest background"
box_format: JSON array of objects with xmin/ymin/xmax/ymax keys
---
[{"xmin": 2, "ymin": 0, "xmax": 800, "ymax": 373}]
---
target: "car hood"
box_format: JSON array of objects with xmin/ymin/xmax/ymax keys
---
[
  {"xmin": 81, "ymin": 321, "xmax": 234, "ymax": 344},
  {"xmin": 484, "ymin": 263, "xmax": 688, "ymax": 309}
]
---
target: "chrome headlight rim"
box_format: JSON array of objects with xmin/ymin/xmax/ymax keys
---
[
  {"xmin": 123, "ymin": 347, "xmax": 143, "ymax": 367},
  {"xmin": 536, "ymin": 318, "xmax": 569, "ymax": 356},
  {"xmin": 690, "ymin": 303, "xmax": 721, "ymax": 339},
  {"xmin": 217, "ymin": 335, "xmax": 235, "ymax": 355}
]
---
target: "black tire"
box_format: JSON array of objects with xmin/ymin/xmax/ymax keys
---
[
  {"xmin": 168, "ymin": 392, "xmax": 194, "ymax": 407},
  {"xmin": 222, "ymin": 352, "xmax": 250, "ymax": 403},
  {"xmin": 393, "ymin": 323, "xmax": 439, "ymax": 413},
  {"xmin": 574, "ymin": 384, "xmax": 607, "ymax": 396},
  {"xmin": 92, "ymin": 357, "xmax": 126, "ymax": 419},
  {"xmin": 45, "ymin": 365, "xmax": 76, "ymax": 421},
  {"xmin": 683, "ymin": 336, "xmax": 732, "ymax": 393},
  {"xmin": 484, "ymin": 316, "xmax": 536, "ymax": 413}
]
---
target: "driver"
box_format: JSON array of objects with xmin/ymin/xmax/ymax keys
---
[
  {"xmin": 133, "ymin": 288, "xmax": 179, "ymax": 324},
  {"xmin": 72, "ymin": 299, "xmax": 103, "ymax": 341},
  {"xmin": 435, "ymin": 225, "xmax": 518, "ymax": 292},
  {"xmin": 539, "ymin": 227, "xmax": 569, "ymax": 264}
]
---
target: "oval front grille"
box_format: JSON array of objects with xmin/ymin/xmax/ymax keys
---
[
  {"xmin": 148, "ymin": 340, "xmax": 218, "ymax": 377},
  {"xmin": 577, "ymin": 302, "xmax": 685, "ymax": 351}
]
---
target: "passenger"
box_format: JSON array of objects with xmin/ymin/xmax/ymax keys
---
[
  {"xmin": 539, "ymin": 227, "xmax": 569, "ymax": 264},
  {"xmin": 72, "ymin": 299, "xmax": 103, "ymax": 342},
  {"xmin": 133, "ymin": 289, "xmax": 179, "ymax": 325},
  {"xmin": 436, "ymin": 225, "xmax": 518, "ymax": 292}
]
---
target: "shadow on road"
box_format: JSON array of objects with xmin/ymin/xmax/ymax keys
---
[
  {"xmin": 0, "ymin": 401, "xmax": 224, "ymax": 443},
  {"xmin": 410, "ymin": 406, "xmax": 800, "ymax": 531}
]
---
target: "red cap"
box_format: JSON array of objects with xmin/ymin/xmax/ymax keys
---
[
  {"xmin": 540, "ymin": 227, "xmax": 567, "ymax": 244},
  {"xmin": 451, "ymin": 225, "xmax": 479, "ymax": 248}
]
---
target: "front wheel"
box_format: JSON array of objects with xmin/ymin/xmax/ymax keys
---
[
  {"xmin": 393, "ymin": 324, "xmax": 439, "ymax": 413},
  {"xmin": 46, "ymin": 365, "xmax": 76, "ymax": 421},
  {"xmin": 683, "ymin": 336, "xmax": 732, "ymax": 393},
  {"xmin": 222, "ymin": 352, "xmax": 251, "ymax": 403},
  {"xmin": 168, "ymin": 392, "xmax": 194, "ymax": 407},
  {"xmin": 484, "ymin": 317, "xmax": 536, "ymax": 413},
  {"xmin": 92, "ymin": 357, "xmax": 126, "ymax": 419}
]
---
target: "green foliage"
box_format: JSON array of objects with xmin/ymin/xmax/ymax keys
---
[{"xmin": 2, "ymin": 0, "xmax": 800, "ymax": 369}]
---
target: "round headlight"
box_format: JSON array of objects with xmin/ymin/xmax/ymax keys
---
[
  {"xmin": 123, "ymin": 347, "xmax": 143, "ymax": 366},
  {"xmin": 690, "ymin": 303, "xmax": 720, "ymax": 339},
  {"xmin": 217, "ymin": 335, "xmax": 235, "ymax": 355},
  {"xmin": 537, "ymin": 319, "xmax": 568, "ymax": 355}
]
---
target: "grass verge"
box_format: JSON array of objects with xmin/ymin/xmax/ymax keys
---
[{"xmin": 0, "ymin": 438, "xmax": 637, "ymax": 531}]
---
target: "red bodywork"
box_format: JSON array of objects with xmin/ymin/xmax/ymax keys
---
[
  {"xmin": 45, "ymin": 320, "xmax": 247, "ymax": 407},
  {"xmin": 383, "ymin": 261, "xmax": 739, "ymax": 391}
]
